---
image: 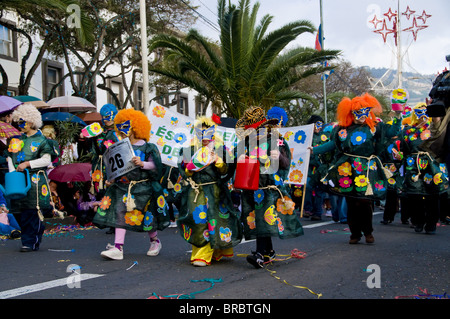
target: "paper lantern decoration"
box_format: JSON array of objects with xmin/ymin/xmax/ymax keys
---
[{"xmin": 391, "ymin": 88, "xmax": 409, "ymax": 111}]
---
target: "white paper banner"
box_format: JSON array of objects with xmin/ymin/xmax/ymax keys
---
[{"xmin": 147, "ymin": 103, "xmax": 313, "ymax": 185}]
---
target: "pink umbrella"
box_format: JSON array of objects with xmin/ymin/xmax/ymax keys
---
[
  {"xmin": 46, "ymin": 96, "xmax": 97, "ymax": 113},
  {"xmin": 48, "ymin": 163, "xmax": 92, "ymax": 182}
]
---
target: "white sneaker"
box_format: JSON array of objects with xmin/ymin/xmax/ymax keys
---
[
  {"xmin": 169, "ymin": 221, "xmax": 177, "ymax": 228},
  {"xmin": 192, "ymin": 260, "xmax": 207, "ymax": 267},
  {"xmin": 101, "ymin": 246, "xmax": 123, "ymax": 260},
  {"xmin": 147, "ymin": 239, "xmax": 162, "ymax": 256}
]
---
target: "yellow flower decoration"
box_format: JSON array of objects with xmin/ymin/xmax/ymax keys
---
[
  {"xmin": 433, "ymin": 173, "xmax": 443, "ymax": 185},
  {"xmin": 157, "ymin": 195, "xmax": 166, "ymax": 208},
  {"xmin": 41, "ymin": 184, "xmax": 48, "ymax": 197},
  {"xmin": 338, "ymin": 162, "xmax": 352, "ymax": 176},
  {"xmin": 354, "ymin": 175, "xmax": 368, "ymax": 187},
  {"xmin": 8, "ymin": 138, "xmax": 24, "ymax": 153},
  {"xmin": 388, "ymin": 178, "xmax": 396, "ymax": 185},
  {"xmin": 289, "ymin": 169, "xmax": 303, "ymax": 183},
  {"xmin": 125, "ymin": 209, "xmax": 144, "ymax": 226},
  {"xmin": 152, "ymin": 105, "xmax": 166, "ymax": 118}
]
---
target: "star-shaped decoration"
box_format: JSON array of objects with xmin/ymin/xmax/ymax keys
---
[
  {"xmin": 369, "ymin": 15, "xmax": 383, "ymax": 29},
  {"xmin": 374, "ymin": 20, "xmax": 395, "ymax": 43},
  {"xmin": 402, "ymin": 6, "xmax": 416, "ymax": 20},
  {"xmin": 384, "ymin": 8, "xmax": 397, "ymax": 21},
  {"xmin": 417, "ymin": 10, "xmax": 432, "ymax": 24},
  {"xmin": 403, "ymin": 16, "xmax": 428, "ymax": 41}
]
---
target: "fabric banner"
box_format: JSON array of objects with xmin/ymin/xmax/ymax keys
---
[{"xmin": 146, "ymin": 103, "xmax": 313, "ymax": 185}]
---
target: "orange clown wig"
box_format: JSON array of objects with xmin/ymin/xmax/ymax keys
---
[
  {"xmin": 336, "ymin": 93, "xmax": 383, "ymax": 131},
  {"xmin": 114, "ymin": 108, "xmax": 151, "ymax": 141}
]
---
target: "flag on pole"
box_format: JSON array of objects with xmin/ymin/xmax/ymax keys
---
[
  {"xmin": 321, "ymin": 60, "xmax": 334, "ymax": 81},
  {"xmin": 315, "ymin": 24, "xmax": 322, "ymax": 51}
]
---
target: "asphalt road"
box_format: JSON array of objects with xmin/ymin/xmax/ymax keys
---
[{"xmin": 1, "ymin": 209, "xmax": 449, "ymax": 307}]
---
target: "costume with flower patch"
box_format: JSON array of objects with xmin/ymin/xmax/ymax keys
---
[
  {"xmin": 6, "ymin": 132, "xmax": 55, "ymax": 215},
  {"xmin": 93, "ymin": 109, "xmax": 169, "ymax": 233},
  {"xmin": 177, "ymin": 116, "xmax": 242, "ymax": 265}
]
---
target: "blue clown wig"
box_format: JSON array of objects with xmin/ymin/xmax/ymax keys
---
[
  {"xmin": 267, "ymin": 106, "xmax": 288, "ymax": 127},
  {"xmin": 100, "ymin": 103, "xmax": 118, "ymax": 117}
]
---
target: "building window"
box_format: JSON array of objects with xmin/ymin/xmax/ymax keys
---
[
  {"xmin": 134, "ymin": 84, "xmax": 143, "ymax": 110},
  {"xmin": 177, "ymin": 93, "xmax": 189, "ymax": 116},
  {"xmin": 6, "ymin": 87, "xmax": 17, "ymax": 97},
  {"xmin": 195, "ymin": 96, "xmax": 207, "ymax": 117},
  {"xmin": 0, "ymin": 20, "xmax": 18, "ymax": 62},
  {"xmin": 42, "ymin": 60, "xmax": 65, "ymax": 100},
  {"xmin": 108, "ymin": 78, "xmax": 123, "ymax": 107}
]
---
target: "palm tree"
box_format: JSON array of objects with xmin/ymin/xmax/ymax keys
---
[{"xmin": 149, "ymin": 0, "xmax": 340, "ymax": 119}]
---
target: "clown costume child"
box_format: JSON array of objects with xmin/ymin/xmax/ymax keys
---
[{"xmin": 94, "ymin": 109, "xmax": 169, "ymax": 260}]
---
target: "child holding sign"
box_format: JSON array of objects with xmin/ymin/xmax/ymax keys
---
[{"xmin": 94, "ymin": 109, "xmax": 169, "ymax": 260}]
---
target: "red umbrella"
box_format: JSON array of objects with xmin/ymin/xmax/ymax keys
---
[
  {"xmin": 0, "ymin": 121, "xmax": 20, "ymax": 138},
  {"xmin": 48, "ymin": 163, "xmax": 92, "ymax": 182}
]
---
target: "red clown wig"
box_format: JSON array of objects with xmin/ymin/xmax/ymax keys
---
[{"xmin": 336, "ymin": 93, "xmax": 382, "ymax": 130}]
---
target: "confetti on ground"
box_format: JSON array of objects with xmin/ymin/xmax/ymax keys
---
[
  {"xmin": 149, "ymin": 278, "xmax": 222, "ymax": 299},
  {"xmin": 320, "ymin": 228, "xmax": 351, "ymax": 234},
  {"xmin": 395, "ymin": 288, "xmax": 449, "ymax": 299},
  {"xmin": 43, "ymin": 223, "xmax": 97, "ymax": 238}
]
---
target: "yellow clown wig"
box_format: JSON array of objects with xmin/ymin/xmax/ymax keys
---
[
  {"xmin": 403, "ymin": 102, "xmax": 429, "ymax": 126},
  {"xmin": 11, "ymin": 103, "xmax": 43, "ymax": 129},
  {"xmin": 192, "ymin": 115, "xmax": 224, "ymax": 146},
  {"xmin": 114, "ymin": 108, "xmax": 151, "ymax": 141},
  {"xmin": 336, "ymin": 93, "xmax": 382, "ymax": 131}
]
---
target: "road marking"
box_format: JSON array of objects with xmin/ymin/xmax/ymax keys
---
[
  {"xmin": 303, "ymin": 211, "xmax": 382, "ymax": 228},
  {"xmin": 0, "ymin": 274, "xmax": 105, "ymax": 299}
]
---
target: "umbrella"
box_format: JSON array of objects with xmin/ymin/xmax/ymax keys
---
[
  {"xmin": 0, "ymin": 121, "xmax": 20, "ymax": 138},
  {"xmin": 46, "ymin": 96, "xmax": 97, "ymax": 113},
  {"xmin": 13, "ymin": 95, "xmax": 49, "ymax": 109},
  {"xmin": 78, "ymin": 112, "xmax": 102, "ymax": 124},
  {"xmin": 0, "ymin": 95, "xmax": 23, "ymax": 114},
  {"xmin": 42, "ymin": 112, "xmax": 86, "ymax": 126},
  {"xmin": 48, "ymin": 163, "xmax": 92, "ymax": 182}
]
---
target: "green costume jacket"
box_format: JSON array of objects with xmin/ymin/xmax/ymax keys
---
[
  {"xmin": 238, "ymin": 134, "xmax": 303, "ymax": 240},
  {"xmin": 93, "ymin": 142, "xmax": 170, "ymax": 232},
  {"xmin": 5, "ymin": 131, "xmax": 56, "ymax": 213},
  {"xmin": 397, "ymin": 121, "xmax": 449, "ymax": 196},
  {"xmin": 177, "ymin": 142, "xmax": 242, "ymax": 249},
  {"xmin": 314, "ymin": 119, "xmax": 401, "ymax": 200}
]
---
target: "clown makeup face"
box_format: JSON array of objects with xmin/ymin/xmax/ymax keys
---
[
  {"xmin": 17, "ymin": 118, "xmax": 27, "ymax": 130},
  {"xmin": 314, "ymin": 121, "xmax": 323, "ymax": 132},
  {"xmin": 116, "ymin": 120, "xmax": 131, "ymax": 137},
  {"xmin": 414, "ymin": 108, "xmax": 428, "ymax": 122},
  {"xmin": 102, "ymin": 111, "xmax": 115, "ymax": 127},
  {"xmin": 352, "ymin": 107, "xmax": 371, "ymax": 123},
  {"xmin": 195, "ymin": 125, "xmax": 216, "ymax": 145}
]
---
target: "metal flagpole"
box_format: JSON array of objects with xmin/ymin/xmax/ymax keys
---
[
  {"xmin": 396, "ymin": 0, "xmax": 403, "ymax": 88},
  {"xmin": 320, "ymin": 0, "xmax": 327, "ymax": 123},
  {"xmin": 140, "ymin": 0, "xmax": 150, "ymax": 114}
]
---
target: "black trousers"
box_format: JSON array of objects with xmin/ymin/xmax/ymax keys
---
[
  {"xmin": 20, "ymin": 209, "xmax": 45, "ymax": 250},
  {"xmin": 408, "ymin": 194, "xmax": 440, "ymax": 231},
  {"xmin": 346, "ymin": 197, "xmax": 373, "ymax": 239},
  {"xmin": 383, "ymin": 189, "xmax": 399, "ymax": 222}
]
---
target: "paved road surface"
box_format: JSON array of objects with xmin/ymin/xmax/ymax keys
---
[{"xmin": 1, "ymin": 209, "xmax": 448, "ymax": 308}]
